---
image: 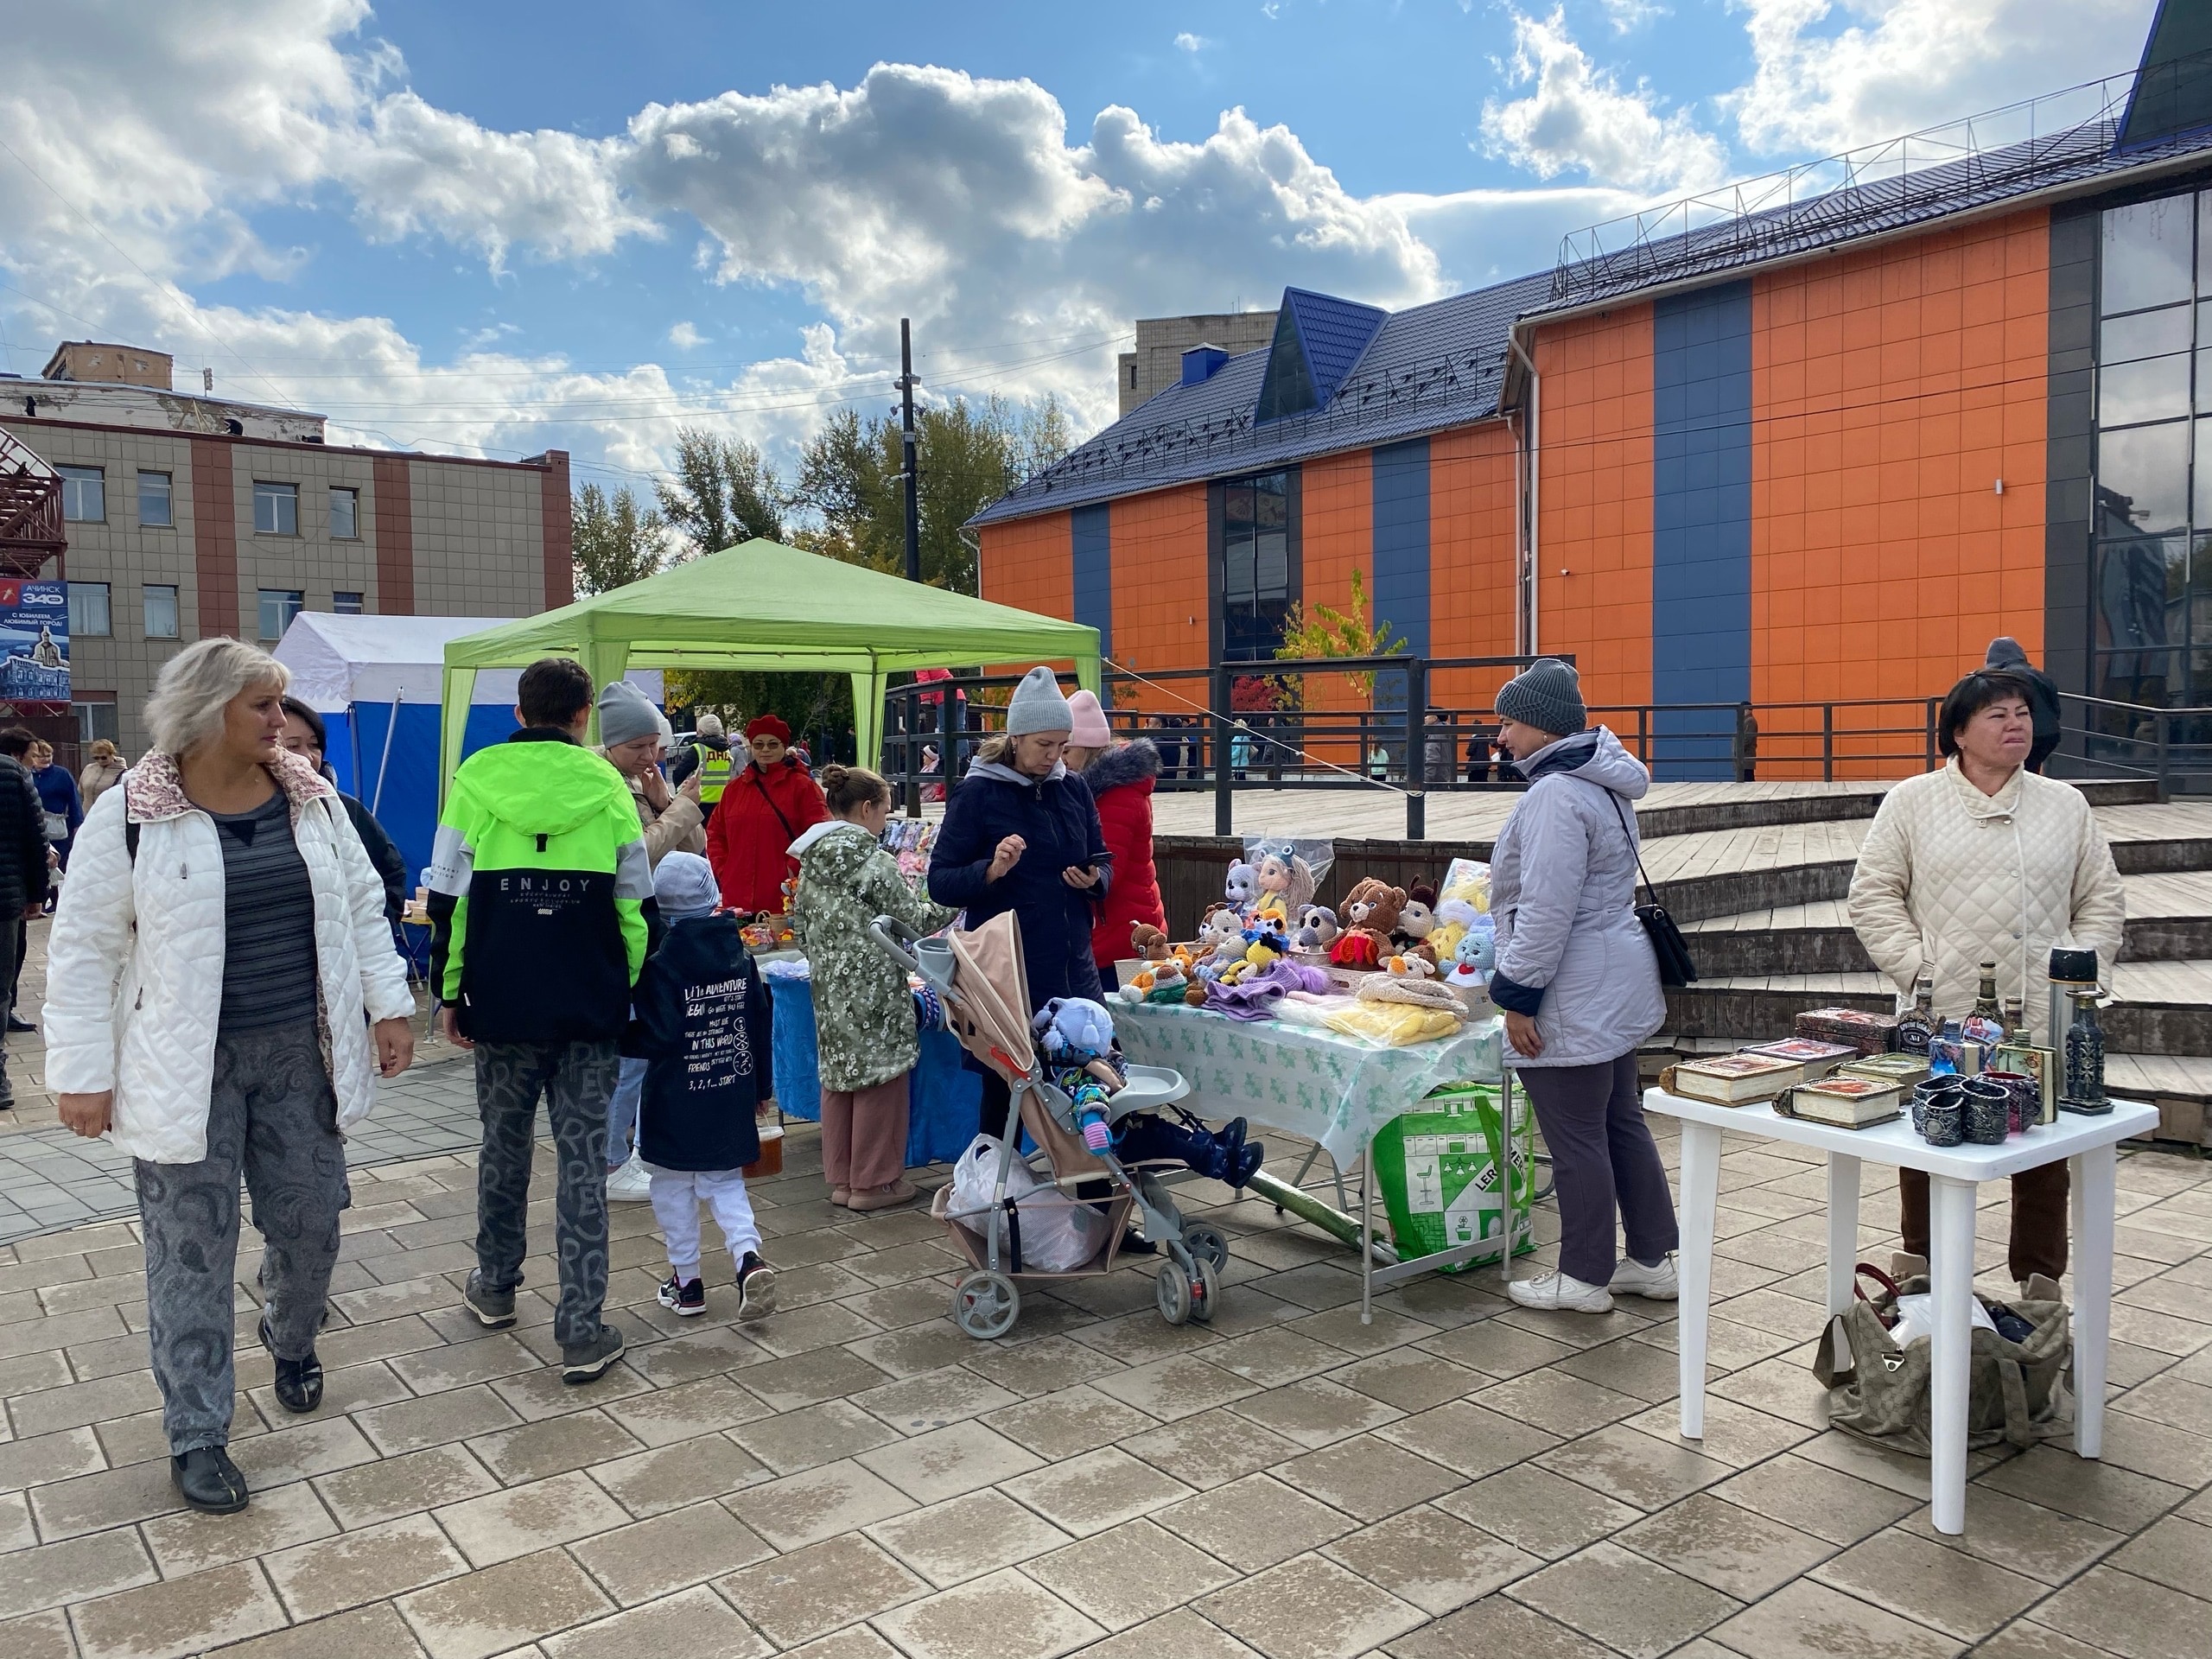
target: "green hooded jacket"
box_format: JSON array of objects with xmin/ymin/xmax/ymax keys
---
[
  {"xmin": 426, "ymin": 730, "xmax": 652, "ymax": 1043},
  {"xmin": 791, "ymin": 821, "xmax": 955, "ymax": 1091}
]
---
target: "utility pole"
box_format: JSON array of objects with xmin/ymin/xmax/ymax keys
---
[{"xmin": 899, "ymin": 318, "xmax": 921, "ymax": 583}]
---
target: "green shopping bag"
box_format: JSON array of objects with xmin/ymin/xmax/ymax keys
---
[{"xmin": 1370, "ymin": 1083, "xmax": 1536, "ymax": 1273}]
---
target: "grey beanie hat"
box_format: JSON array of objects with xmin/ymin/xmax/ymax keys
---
[
  {"xmin": 1004, "ymin": 665, "xmax": 1074, "ymax": 735},
  {"xmin": 652, "ymin": 851, "xmax": 719, "ymax": 920},
  {"xmin": 1495, "ymin": 658, "xmax": 1587, "ymax": 737},
  {"xmin": 597, "ymin": 680, "xmax": 661, "ymax": 747},
  {"xmin": 1985, "ymin": 636, "xmax": 2029, "ymax": 670}
]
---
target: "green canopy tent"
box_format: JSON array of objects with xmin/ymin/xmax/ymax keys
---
[{"xmin": 438, "ymin": 538, "xmax": 1101, "ymax": 792}]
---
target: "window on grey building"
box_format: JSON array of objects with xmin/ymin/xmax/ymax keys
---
[
  {"xmin": 2093, "ymin": 188, "xmax": 2212, "ymax": 709},
  {"xmin": 330, "ymin": 486, "xmax": 359, "ymax": 539},
  {"xmin": 333, "ymin": 591, "xmax": 364, "ymax": 613},
  {"xmin": 59, "ymin": 466, "xmax": 105, "ymax": 523},
  {"xmin": 258, "ymin": 588, "xmax": 304, "ymax": 640},
  {"xmin": 143, "ymin": 584, "xmax": 179, "ymax": 639},
  {"xmin": 73, "ymin": 700, "xmax": 118, "ymax": 747},
  {"xmin": 137, "ymin": 471, "xmax": 173, "ymax": 528},
  {"xmin": 253, "ymin": 480, "xmax": 298, "ymax": 536},
  {"xmin": 67, "ymin": 582, "xmax": 111, "ymax": 637}
]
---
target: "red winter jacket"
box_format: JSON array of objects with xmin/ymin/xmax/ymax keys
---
[
  {"xmin": 1083, "ymin": 740, "xmax": 1166, "ymax": 971},
  {"xmin": 706, "ymin": 758, "xmax": 828, "ymax": 914}
]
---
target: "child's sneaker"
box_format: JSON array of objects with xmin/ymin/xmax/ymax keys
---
[
  {"xmin": 735, "ymin": 1253, "xmax": 777, "ymax": 1321},
  {"xmin": 657, "ymin": 1274, "xmax": 706, "ymax": 1317}
]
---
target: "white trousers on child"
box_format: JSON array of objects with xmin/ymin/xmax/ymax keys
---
[{"xmin": 646, "ymin": 1165, "xmax": 760, "ymax": 1279}]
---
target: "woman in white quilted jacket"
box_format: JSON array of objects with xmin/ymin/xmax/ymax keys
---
[
  {"xmin": 46, "ymin": 639, "xmax": 416, "ymax": 1516},
  {"xmin": 1849, "ymin": 670, "xmax": 2124, "ymax": 1289}
]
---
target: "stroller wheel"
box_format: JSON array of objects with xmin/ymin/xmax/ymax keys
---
[
  {"xmin": 952, "ymin": 1270, "xmax": 1020, "ymax": 1339},
  {"xmin": 1188, "ymin": 1257, "xmax": 1220, "ymax": 1323},
  {"xmin": 1184, "ymin": 1225, "xmax": 1230, "ymax": 1274},
  {"xmin": 1155, "ymin": 1262, "xmax": 1196, "ymax": 1326}
]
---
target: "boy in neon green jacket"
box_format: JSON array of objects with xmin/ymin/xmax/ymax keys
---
[{"xmin": 427, "ymin": 658, "xmax": 654, "ymax": 1383}]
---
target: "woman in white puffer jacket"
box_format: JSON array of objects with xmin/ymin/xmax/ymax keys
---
[
  {"xmin": 47, "ymin": 639, "xmax": 416, "ymax": 1516},
  {"xmin": 1850, "ymin": 668, "xmax": 2123, "ymax": 1291}
]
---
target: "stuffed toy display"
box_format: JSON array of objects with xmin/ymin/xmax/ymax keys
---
[
  {"xmin": 1224, "ymin": 861, "xmax": 1261, "ymax": 916},
  {"xmin": 1248, "ymin": 842, "xmax": 1316, "ymax": 926},
  {"xmin": 1331, "ymin": 877, "xmax": 1407, "ymax": 968},
  {"xmin": 1128, "ymin": 922, "xmax": 1171, "ymax": 962},
  {"xmin": 1393, "ymin": 882, "xmax": 1440, "ymax": 966},
  {"xmin": 1292, "ymin": 904, "xmax": 1339, "ymax": 951}
]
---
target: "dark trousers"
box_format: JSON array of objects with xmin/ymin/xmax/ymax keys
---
[
  {"xmin": 1899, "ymin": 1163, "xmax": 2069, "ymax": 1283},
  {"xmin": 0, "ymin": 916, "xmax": 16, "ymax": 1096},
  {"xmin": 977, "ymin": 1068, "xmax": 1013, "ymax": 1146},
  {"xmin": 474, "ymin": 1039, "xmax": 620, "ymax": 1349},
  {"xmin": 1517, "ymin": 1052, "xmax": 1679, "ymax": 1286},
  {"xmin": 137, "ymin": 1025, "xmax": 346, "ymax": 1453}
]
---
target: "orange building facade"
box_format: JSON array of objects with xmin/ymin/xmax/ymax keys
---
[{"xmin": 975, "ymin": 132, "xmax": 2212, "ymax": 776}]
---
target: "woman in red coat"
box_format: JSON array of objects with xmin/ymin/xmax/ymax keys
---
[
  {"xmin": 706, "ymin": 715, "xmax": 829, "ymax": 914},
  {"xmin": 1066, "ymin": 691, "xmax": 1166, "ymax": 973}
]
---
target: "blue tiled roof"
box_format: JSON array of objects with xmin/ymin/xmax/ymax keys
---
[
  {"xmin": 1280, "ymin": 288, "xmax": 1389, "ymax": 408},
  {"xmin": 973, "ymin": 117, "xmax": 2212, "ymax": 528}
]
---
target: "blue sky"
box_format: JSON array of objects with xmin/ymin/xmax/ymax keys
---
[{"xmin": 0, "ymin": 0, "xmax": 2161, "ymax": 492}]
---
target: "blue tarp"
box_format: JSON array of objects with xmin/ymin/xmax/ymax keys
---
[{"xmin": 766, "ymin": 973, "xmax": 979, "ymax": 1167}]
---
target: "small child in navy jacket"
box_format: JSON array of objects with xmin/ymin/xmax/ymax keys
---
[{"xmin": 627, "ymin": 853, "xmax": 779, "ymax": 1320}]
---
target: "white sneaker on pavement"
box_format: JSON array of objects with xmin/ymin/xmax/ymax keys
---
[
  {"xmin": 1506, "ymin": 1270, "xmax": 1614, "ymax": 1313},
  {"xmin": 606, "ymin": 1152, "xmax": 653, "ymax": 1203},
  {"xmin": 1609, "ymin": 1255, "xmax": 1679, "ymax": 1300}
]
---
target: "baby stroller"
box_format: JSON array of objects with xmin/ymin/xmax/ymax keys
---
[{"xmin": 871, "ymin": 911, "xmax": 1230, "ymax": 1338}]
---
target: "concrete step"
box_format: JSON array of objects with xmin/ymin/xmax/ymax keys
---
[
  {"xmin": 1662, "ymin": 959, "xmax": 2212, "ymax": 1053},
  {"xmin": 1682, "ymin": 873, "xmax": 2212, "ymax": 974}
]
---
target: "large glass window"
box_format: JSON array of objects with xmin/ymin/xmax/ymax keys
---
[
  {"xmin": 1219, "ymin": 470, "xmax": 1295, "ymax": 661},
  {"xmin": 143, "ymin": 584, "xmax": 179, "ymax": 639},
  {"xmin": 258, "ymin": 588, "xmax": 303, "ymax": 640},
  {"xmin": 330, "ymin": 486, "xmax": 359, "ymax": 539},
  {"xmin": 58, "ymin": 466, "xmax": 104, "ymax": 523},
  {"xmin": 253, "ymin": 480, "xmax": 298, "ymax": 536},
  {"xmin": 137, "ymin": 471, "xmax": 172, "ymax": 528},
  {"xmin": 67, "ymin": 582, "xmax": 111, "ymax": 637},
  {"xmin": 2091, "ymin": 187, "xmax": 2212, "ymax": 705}
]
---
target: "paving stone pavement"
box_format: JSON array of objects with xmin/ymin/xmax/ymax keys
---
[{"xmin": 0, "ymin": 1094, "xmax": 2209, "ymax": 1657}]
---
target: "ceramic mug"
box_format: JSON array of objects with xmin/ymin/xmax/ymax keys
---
[
  {"xmin": 1961, "ymin": 1077, "xmax": 2010, "ymax": 1145},
  {"xmin": 1981, "ymin": 1070, "xmax": 2037, "ymax": 1136},
  {"xmin": 1921, "ymin": 1098, "xmax": 1965, "ymax": 1147}
]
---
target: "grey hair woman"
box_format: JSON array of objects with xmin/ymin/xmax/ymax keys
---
[{"xmin": 46, "ymin": 639, "xmax": 416, "ymax": 1515}]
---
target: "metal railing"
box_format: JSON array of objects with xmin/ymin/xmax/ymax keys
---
[{"xmin": 873, "ymin": 667, "xmax": 2212, "ymax": 838}]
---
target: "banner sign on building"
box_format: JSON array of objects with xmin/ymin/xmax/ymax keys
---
[{"xmin": 0, "ymin": 580, "xmax": 70, "ymax": 712}]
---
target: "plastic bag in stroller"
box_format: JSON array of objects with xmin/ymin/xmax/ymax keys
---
[{"xmin": 871, "ymin": 910, "xmax": 1232, "ymax": 1338}]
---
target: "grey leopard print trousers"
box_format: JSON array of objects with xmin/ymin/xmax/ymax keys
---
[
  {"xmin": 135, "ymin": 1023, "xmax": 346, "ymax": 1455},
  {"xmin": 474, "ymin": 1039, "xmax": 618, "ymax": 1349}
]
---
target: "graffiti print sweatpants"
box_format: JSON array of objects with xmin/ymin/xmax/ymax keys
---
[
  {"xmin": 474, "ymin": 1039, "xmax": 619, "ymax": 1349},
  {"xmin": 135, "ymin": 1024, "xmax": 346, "ymax": 1455}
]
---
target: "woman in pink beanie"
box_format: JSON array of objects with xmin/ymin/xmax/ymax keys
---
[{"xmin": 1065, "ymin": 690, "xmax": 1166, "ymax": 973}]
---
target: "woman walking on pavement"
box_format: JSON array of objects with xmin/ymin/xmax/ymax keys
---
[
  {"xmin": 46, "ymin": 639, "xmax": 416, "ymax": 1513},
  {"xmin": 1063, "ymin": 690, "xmax": 1166, "ymax": 976},
  {"xmin": 1486, "ymin": 658, "xmax": 1678, "ymax": 1313},
  {"xmin": 791, "ymin": 765, "xmax": 957, "ymax": 1210},
  {"xmin": 929, "ymin": 667, "xmax": 1111, "ymax": 1138}
]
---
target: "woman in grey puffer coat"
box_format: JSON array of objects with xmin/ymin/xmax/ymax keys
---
[{"xmin": 1487, "ymin": 658, "xmax": 1676, "ymax": 1315}]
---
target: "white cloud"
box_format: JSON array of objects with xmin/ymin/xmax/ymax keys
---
[
  {"xmin": 1599, "ymin": 0, "xmax": 1667, "ymax": 34},
  {"xmin": 1480, "ymin": 10, "xmax": 1730, "ymax": 193},
  {"xmin": 1175, "ymin": 31, "xmax": 1211, "ymax": 52},
  {"xmin": 667, "ymin": 321, "xmax": 704, "ymax": 349},
  {"xmin": 1726, "ymin": 0, "xmax": 2158, "ymax": 159}
]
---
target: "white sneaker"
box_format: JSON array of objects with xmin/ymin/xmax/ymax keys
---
[
  {"xmin": 1609, "ymin": 1256, "xmax": 1679, "ymax": 1300},
  {"xmin": 606, "ymin": 1152, "xmax": 654, "ymax": 1203},
  {"xmin": 1507, "ymin": 1271, "xmax": 1614, "ymax": 1313}
]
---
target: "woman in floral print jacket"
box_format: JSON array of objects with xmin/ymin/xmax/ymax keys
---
[{"xmin": 790, "ymin": 766, "xmax": 956, "ymax": 1211}]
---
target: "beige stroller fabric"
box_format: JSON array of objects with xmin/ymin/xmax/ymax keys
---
[{"xmin": 944, "ymin": 912, "xmax": 1107, "ymax": 1182}]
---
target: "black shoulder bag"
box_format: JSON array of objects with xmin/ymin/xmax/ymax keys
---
[{"xmin": 1605, "ymin": 794, "xmax": 1698, "ymax": 988}]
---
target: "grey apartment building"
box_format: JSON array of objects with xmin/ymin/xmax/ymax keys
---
[{"xmin": 1, "ymin": 341, "xmax": 571, "ymax": 757}]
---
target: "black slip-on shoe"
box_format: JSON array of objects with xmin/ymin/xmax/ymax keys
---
[
  {"xmin": 257, "ymin": 1315, "xmax": 323, "ymax": 1413},
  {"xmin": 171, "ymin": 1446, "xmax": 250, "ymax": 1514}
]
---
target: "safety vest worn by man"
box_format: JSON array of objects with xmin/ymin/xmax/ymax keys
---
[{"xmin": 690, "ymin": 741, "xmax": 734, "ymax": 804}]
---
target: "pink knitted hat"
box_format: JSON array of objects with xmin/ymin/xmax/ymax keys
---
[{"xmin": 1066, "ymin": 690, "xmax": 1111, "ymax": 747}]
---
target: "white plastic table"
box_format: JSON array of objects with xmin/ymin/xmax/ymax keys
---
[{"xmin": 1643, "ymin": 1087, "xmax": 2158, "ymax": 1535}]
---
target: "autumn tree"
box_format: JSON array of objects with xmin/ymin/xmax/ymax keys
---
[
  {"xmin": 655, "ymin": 428, "xmax": 786, "ymax": 555},
  {"xmin": 570, "ymin": 484, "xmax": 666, "ymax": 595}
]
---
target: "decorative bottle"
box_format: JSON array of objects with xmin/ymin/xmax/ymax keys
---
[
  {"xmin": 2000, "ymin": 996, "xmax": 2028, "ymax": 1047},
  {"xmin": 2061, "ymin": 988, "xmax": 2110, "ymax": 1115},
  {"xmin": 1960, "ymin": 960, "xmax": 2007, "ymax": 1049},
  {"xmin": 1894, "ymin": 972, "xmax": 1938, "ymax": 1056}
]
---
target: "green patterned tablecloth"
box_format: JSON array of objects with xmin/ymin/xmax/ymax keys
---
[{"xmin": 1110, "ymin": 1001, "xmax": 1505, "ymax": 1170}]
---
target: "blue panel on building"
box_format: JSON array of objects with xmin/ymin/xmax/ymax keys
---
[
  {"xmin": 1370, "ymin": 438, "xmax": 1430, "ymax": 718},
  {"xmin": 1651, "ymin": 280, "xmax": 1752, "ymax": 780},
  {"xmin": 1071, "ymin": 504, "xmax": 1112, "ymax": 693}
]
